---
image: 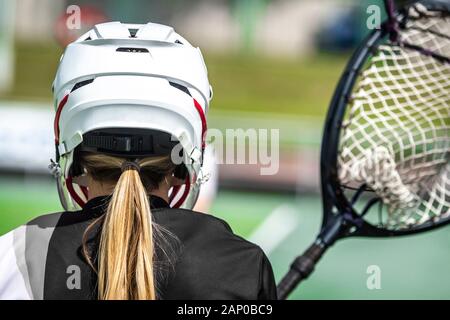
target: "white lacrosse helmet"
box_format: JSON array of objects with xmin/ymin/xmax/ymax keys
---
[{"xmin": 50, "ymin": 21, "xmax": 212, "ymax": 211}]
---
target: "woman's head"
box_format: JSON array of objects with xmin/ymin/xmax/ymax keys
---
[{"xmin": 80, "ymin": 152, "xmax": 177, "ymax": 300}]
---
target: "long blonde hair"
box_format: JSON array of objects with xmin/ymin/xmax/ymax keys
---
[{"xmin": 80, "ymin": 152, "xmax": 176, "ymax": 300}]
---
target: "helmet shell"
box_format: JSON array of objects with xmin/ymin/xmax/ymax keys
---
[{"xmin": 52, "ymin": 21, "xmax": 212, "ymax": 211}]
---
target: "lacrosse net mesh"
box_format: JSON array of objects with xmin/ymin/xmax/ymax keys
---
[{"xmin": 338, "ymin": 4, "xmax": 450, "ymax": 229}]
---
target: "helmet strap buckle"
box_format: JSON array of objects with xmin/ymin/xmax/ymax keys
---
[
  {"xmin": 196, "ymin": 167, "xmax": 210, "ymax": 185},
  {"xmin": 48, "ymin": 159, "xmax": 62, "ymax": 178}
]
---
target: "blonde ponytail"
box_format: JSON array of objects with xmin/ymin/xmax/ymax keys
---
[
  {"xmin": 98, "ymin": 167, "xmax": 155, "ymax": 299},
  {"xmin": 80, "ymin": 153, "xmax": 176, "ymax": 300}
]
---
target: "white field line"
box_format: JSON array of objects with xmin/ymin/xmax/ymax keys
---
[{"xmin": 248, "ymin": 203, "xmax": 300, "ymax": 256}]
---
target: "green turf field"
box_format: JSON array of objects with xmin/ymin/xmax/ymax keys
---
[{"xmin": 1, "ymin": 176, "xmax": 450, "ymax": 299}]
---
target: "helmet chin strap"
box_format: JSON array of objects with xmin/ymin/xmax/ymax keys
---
[
  {"xmin": 172, "ymin": 176, "xmax": 191, "ymax": 208},
  {"xmin": 167, "ymin": 127, "xmax": 209, "ymax": 208},
  {"xmin": 65, "ymin": 176, "xmax": 87, "ymax": 208},
  {"xmin": 169, "ymin": 141, "xmax": 202, "ymax": 208}
]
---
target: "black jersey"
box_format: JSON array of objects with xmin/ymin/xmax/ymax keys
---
[{"xmin": 0, "ymin": 195, "xmax": 277, "ymax": 300}]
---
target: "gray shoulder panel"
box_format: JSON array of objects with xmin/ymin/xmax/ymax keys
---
[{"xmin": 13, "ymin": 213, "xmax": 63, "ymax": 300}]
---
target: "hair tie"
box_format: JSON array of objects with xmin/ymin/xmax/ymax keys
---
[{"xmin": 121, "ymin": 161, "xmax": 141, "ymax": 173}]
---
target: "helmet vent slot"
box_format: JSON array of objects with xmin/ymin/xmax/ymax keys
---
[
  {"xmin": 71, "ymin": 78, "xmax": 94, "ymax": 92},
  {"xmin": 116, "ymin": 47, "xmax": 149, "ymax": 53},
  {"xmin": 169, "ymin": 81, "xmax": 191, "ymax": 97},
  {"xmin": 128, "ymin": 28, "xmax": 138, "ymax": 38}
]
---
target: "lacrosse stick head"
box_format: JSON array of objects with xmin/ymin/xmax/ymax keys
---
[{"xmin": 321, "ymin": 0, "xmax": 450, "ymax": 236}]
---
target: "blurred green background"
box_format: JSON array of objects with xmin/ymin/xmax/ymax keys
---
[{"xmin": 1, "ymin": 0, "xmax": 449, "ymax": 299}]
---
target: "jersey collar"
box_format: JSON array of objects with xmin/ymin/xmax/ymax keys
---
[{"xmin": 82, "ymin": 194, "xmax": 170, "ymax": 217}]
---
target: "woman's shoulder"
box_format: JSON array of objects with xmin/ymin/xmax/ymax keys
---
[
  {"xmin": 152, "ymin": 208, "xmax": 259, "ymax": 251},
  {"xmin": 152, "ymin": 208, "xmax": 276, "ymax": 299},
  {"xmin": 0, "ymin": 211, "xmax": 65, "ymax": 300}
]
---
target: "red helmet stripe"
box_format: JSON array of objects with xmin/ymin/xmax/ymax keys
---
[
  {"xmin": 193, "ymin": 98, "xmax": 207, "ymax": 149},
  {"xmin": 54, "ymin": 94, "xmax": 69, "ymax": 145}
]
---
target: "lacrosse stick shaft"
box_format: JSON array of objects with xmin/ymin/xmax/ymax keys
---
[
  {"xmin": 276, "ymin": 242, "xmax": 326, "ymax": 300},
  {"xmin": 277, "ymin": 215, "xmax": 348, "ymax": 299}
]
